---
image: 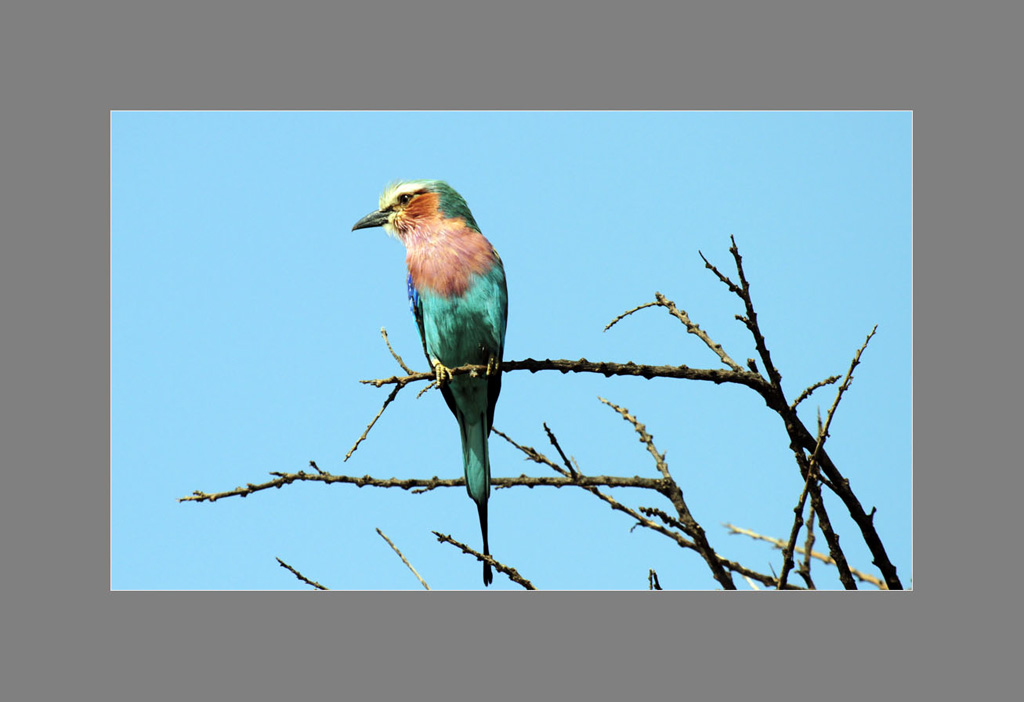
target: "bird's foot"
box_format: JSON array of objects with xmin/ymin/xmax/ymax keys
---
[
  {"xmin": 486, "ymin": 354, "xmax": 500, "ymax": 377},
  {"xmin": 433, "ymin": 361, "xmax": 454, "ymax": 386}
]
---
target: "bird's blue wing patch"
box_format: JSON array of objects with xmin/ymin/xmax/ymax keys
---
[
  {"xmin": 408, "ymin": 272, "xmax": 430, "ymax": 362},
  {"xmin": 407, "ymin": 272, "xmax": 420, "ymax": 315}
]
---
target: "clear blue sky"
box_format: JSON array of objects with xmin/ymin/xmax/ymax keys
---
[{"xmin": 111, "ymin": 111, "xmax": 911, "ymax": 590}]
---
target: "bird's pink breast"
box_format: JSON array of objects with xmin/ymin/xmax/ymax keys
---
[{"xmin": 405, "ymin": 221, "xmax": 496, "ymax": 298}]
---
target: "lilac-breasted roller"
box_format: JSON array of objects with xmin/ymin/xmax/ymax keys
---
[{"xmin": 353, "ymin": 180, "xmax": 508, "ymax": 586}]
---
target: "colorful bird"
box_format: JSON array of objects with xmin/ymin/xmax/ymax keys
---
[{"xmin": 353, "ymin": 180, "xmax": 508, "ymax": 586}]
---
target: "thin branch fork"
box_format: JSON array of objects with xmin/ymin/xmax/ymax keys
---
[
  {"xmin": 700, "ymin": 235, "xmax": 784, "ymax": 389},
  {"xmin": 604, "ymin": 293, "xmax": 743, "ymax": 372},
  {"xmin": 724, "ymin": 523, "xmax": 886, "ymax": 589},
  {"xmin": 776, "ymin": 327, "xmax": 878, "ymax": 589}
]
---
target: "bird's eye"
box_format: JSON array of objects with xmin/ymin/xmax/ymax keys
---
[{"xmin": 398, "ymin": 193, "xmax": 413, "ymax": 205}]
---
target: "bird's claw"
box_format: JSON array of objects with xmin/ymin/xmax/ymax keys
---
[
  {"xmin": 433, "ymin": 361, "xmax": 454, "ymax": 386},
  {"xmin": 486, "ymin": 354, "xmax": 500, "ymax": 377}
]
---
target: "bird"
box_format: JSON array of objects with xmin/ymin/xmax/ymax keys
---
[{"xmin": 353, "ymin": 180, "xmax": 508, "ymax": 586}]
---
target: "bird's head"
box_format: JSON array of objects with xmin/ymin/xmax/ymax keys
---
[{"xmin": 352, "ymin": 180, "xmax": 480, "ymax": 240}]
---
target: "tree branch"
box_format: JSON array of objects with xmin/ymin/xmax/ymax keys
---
[
  {"xmin": 605, "ymin": 294, "xmax": 744, "ymax": 372},
  {"xmin": 376, "ymin": 528, "xmax": 430, "ymax": 590},
  {"xmin": 361, "ymin": 357, "xmax": 767, "ymax": 391},
  {"xmin": 276, "ymin": 557, "xmax": 328, "ymax": 590},
  {"xmin": 180, "ymin": 469, "xmax": 666, "ymax": 503},
  {"xmin": 432, "ymin": 532, "xmax": 536, "ymax": 590},
  {"xmin": 777, "ymin": 327, "xmax": 877, "ymax": 589},
  {"xmin": 723, "ymin": 523, "xmax": 886, "ymax": 589},
  {"xmin": 599, "ymin": 397, "xmax": 736, "ymax": 590},
  {"xmin": 699, "ymin": 240, "xmax": 902, "ymax": 590}
]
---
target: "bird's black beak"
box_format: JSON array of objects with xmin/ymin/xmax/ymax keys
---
[{"xmin": 352, "ymin": 209, "xmax": 390, "ymax": 231}]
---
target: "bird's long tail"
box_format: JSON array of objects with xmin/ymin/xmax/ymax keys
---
[{"xmin": 461, "ymin": 415, "xmax": 493, "ymax": 586}]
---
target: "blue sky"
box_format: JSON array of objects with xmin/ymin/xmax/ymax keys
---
[{"xmin": 111, "ymin": 111, "xmax": 911, "ymax": 590}]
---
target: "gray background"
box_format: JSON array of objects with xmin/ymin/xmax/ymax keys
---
[{"xmin": 4, "ymin": 0, "xmax": 1020, "ymax": 699}]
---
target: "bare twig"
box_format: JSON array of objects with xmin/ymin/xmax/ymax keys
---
[
  {"xmin": 308, "ymin": 460, "xmax": 327, "ymax": 475},
  {"xmin": 276, "ymin": 557, "xmax": 328, "ymax": 590},
  {"xmin": 344, "ymin": 385, "xmax": 401, "ymax": 462},
  {"xmin": 639, "ymin": 505, "xmax": 685, "ymax": 532},
  {"xmin": 376, "ymin": 528, "xmax": 430, "ymax": 590},
  {"xmin": 604, "ymin": 301, "xmax": 660, "ymax": 331},
  {"xmin": 723, "ymin": 523, "xmax": 886, "ymax": 589},
  {"xmin": 798, "ymin": 506, "xmax": 817, "ymax": 589},
  {"xmin": 598, "ymin": 397, "xmax": 670, "ymax": 480},
  {"xmin": 649, "ymin": 569, "xmax": 662, "ymax": 590},
  {"xmin": 380, "ymin": 327, "xmax": 414, "ymax": 375},
  {"xmin": 777, "ymin": 463, "xmax": 820, "ymax": 590},
  {"xmin": 416, "ymin": 380, "xmax": 439, "ymax": 399},
  {"xmin": 654, "ymin": 293, "xmax": 744, "ymax": 371},
  {"xmin": 791, "ymin": 375, "xmax": 841, "ymax": 411},
  {"xmin": 702, "ymin": 236, "xmax": 783, "ymax": 388},
  {"xmin": 432, "ymin": 532, "xmax": 535, "ymax": 590},
  {"xmin": 599, "ymin": 397, "xmax": 735, "ymax": 590},
  {"xmin": 814, "ymin": 328, "xmax": 877, "ymax": 454},
  {"xmin": 605, "ymin": 295, "xmax": 743, "ymax": 371},
  {"xmin": 543, "ymin": 423, "xmax": 578, "ymax": 479}
]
